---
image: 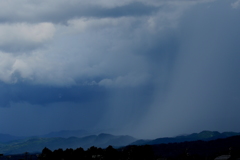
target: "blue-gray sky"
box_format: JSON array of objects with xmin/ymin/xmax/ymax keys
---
[{"xmin": 0, "ymin": 0, "xmax": 240, "ymax": 139}]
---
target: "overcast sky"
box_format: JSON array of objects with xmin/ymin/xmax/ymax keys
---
[{"xmin": 0, "ymin": 0, "xmax": 240, "ymax": 139}]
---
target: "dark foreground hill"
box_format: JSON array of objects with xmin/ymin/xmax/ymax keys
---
[
  {"xmin": 33, "ymin": 135, "xmax": 240, "ymax": 160},
  {"xmin": 149, "ymin": 135, "xmax": 240, "ymax": 159},
  {"xmin": 1, "ymin": 131, "xmax": 239, "ymax": 157},
  {"xmin": 0, "ymin": 134, "xmax": 240, "ymax": 160}
]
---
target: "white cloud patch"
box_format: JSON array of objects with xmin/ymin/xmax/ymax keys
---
[
  {"xmin": 231, "ymin": 0, "xmax": 240, "ymax": 8},
  {"xmin": 67, "ymin": 17, "xmax": 133, "ymax": 33},
  {"xmin": 0, "ymin": 52, "xmax": 17, "ymax": 83},
  {"xmin": 0, "ymin": 51, "xmax": 76, "ymax": 86},
  {"xmin": 0, "ymin": 22, "xmax": 55, "ymax": 52}
]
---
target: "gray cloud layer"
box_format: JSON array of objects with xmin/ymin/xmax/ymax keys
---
[{"xmin": 0, "ymin": 0, "xmax": 240, "ymax": 138}]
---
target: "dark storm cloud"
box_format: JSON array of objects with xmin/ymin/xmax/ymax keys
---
[
  {"xmin": 0, "ymin": 82, "xmax": 108, "ymax": 107},
  {"xmin": 132, "ymin": 0, "xmax": 240, "ymax": 138},
  {"xmin": 0, "ymin": 0, "xmax": 240, "ymax": 138},
  {"xmin": 0, "ymin": 82, "xmax": 155, "ymax": 136},
  {"xmin": 0, "ymin": 42, "xmax": 46, "ymax": 53},
  {"xmin": 49, "ymin": 2, "xmax": 158, "ymax": 23},
  {"xmin": 0, "ymin": 1, "xmax": 158, "ymax": 24},
  {"xmin": 91, "ymin": 2, "xmax": 159, "ymax": 18}
]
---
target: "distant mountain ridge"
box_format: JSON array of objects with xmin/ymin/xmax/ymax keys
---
[
  {"xmin": 41, "ymin": 129, "xmax": 90, "ymax": 138},
  {"xmin": 1, "ymin": 130, "xmax": 240, "ymax": 155},
  {"xmin": 0, "ymin": 130, "xmax": 91, "ymax": 143},
  {"xmin": 0, "ymin": 133, "xmax": 24, "ymax": 143},
  {"xmin": 130, "ymin": 130, "xmax": 240, "ymax": 145},
  {"xmin": 0, "ymin": 133, "xmax": 137, "ymax": 154}
]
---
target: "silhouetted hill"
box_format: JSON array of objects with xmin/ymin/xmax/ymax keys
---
[
  {"xmin": 1, "ymin": 131, "xmax": 239, "ymax": 156},
  {"xmin": 131, "ymin": 131, "xmax": 240, "ymax": 145},
  {"xmin": 37, "ymin": 135, "xmax": 240, "ymax": 160},
  {"xmin": 150, "ymin": 135, "xmax": 240, "ymax": 159}
]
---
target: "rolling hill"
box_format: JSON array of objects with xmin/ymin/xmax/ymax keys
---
[
  {"xmin": 0, "ymin": 133, "xmax": 137, "ymax": 155},
  {"xmin": 1, "ymin": 130, "xmax": 240, "ymax": 155}
]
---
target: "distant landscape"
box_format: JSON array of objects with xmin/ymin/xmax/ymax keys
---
[
  {"xmin": 0, "ymin": 0, "xmax": 240, "ymax": 159},
  {"xmin": 0, "ymin": 130, "xmax": 240, "ymax": 158}
]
